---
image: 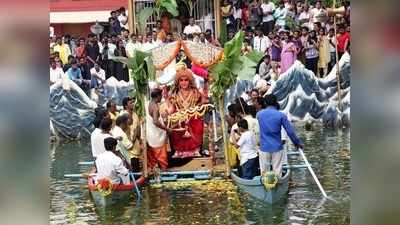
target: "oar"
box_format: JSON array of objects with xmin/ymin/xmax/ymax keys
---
[
  {"xmin": 130, "ymin": 173, "xmax": 142, "ymax": 199},
  {"xmin": 298, "ymin": 148, "xmax": 328, "ymax": 198},
  {"xmin": 64, "ymin": 172, "xmax": 142, "ymax": 178}
]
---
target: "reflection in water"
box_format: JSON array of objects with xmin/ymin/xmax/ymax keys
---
[{"xmin": 49, "ymin": 125, "xmax": 350, "ymax": 224}]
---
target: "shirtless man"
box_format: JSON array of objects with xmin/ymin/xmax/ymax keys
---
[{"xmin": 146, "ymin": 88, "xmax": 171, "ymax": 171}]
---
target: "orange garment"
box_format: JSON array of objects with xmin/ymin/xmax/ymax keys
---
[
  {"xmin": 157, "ymin": 29, "xmax": 167, "ymax": 42},
  {"xmin": 147, "ymin": 144, "xmax": 168, "ymax": 171}
]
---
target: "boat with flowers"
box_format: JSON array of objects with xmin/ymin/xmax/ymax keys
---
[
  {"xmin": 87, "ymin": 175, "xmax": 146, "ymax": 207},
  {"xmin": 230, "ymin": 168, "xmax": 291, "ymax": 204}
]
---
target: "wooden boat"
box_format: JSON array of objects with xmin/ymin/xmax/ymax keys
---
[
  {"xmin": 87, "ymin": 175, "xmax": 146, "ymax": 207},
  {"xmin": 231, "ymin": 168, "xmax": 291, "ymax": 204}
]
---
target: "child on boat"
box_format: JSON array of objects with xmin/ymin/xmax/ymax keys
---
[{"xmin": 233, "ymin": 119, "xmax": 258, "ymax": 180}]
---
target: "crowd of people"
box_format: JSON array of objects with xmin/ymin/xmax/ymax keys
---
[
  {"xmin": 221, "ymin": 0, "xmax": 350, "ymax": 79},
  {"xmin": 226, "ymin": 90, "xmax": 303, "ymax": 180}
]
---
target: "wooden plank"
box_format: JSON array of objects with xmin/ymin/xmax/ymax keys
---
[{"xmin": 168, "ymin": 157, "xmax": 213, "ymax": 172}]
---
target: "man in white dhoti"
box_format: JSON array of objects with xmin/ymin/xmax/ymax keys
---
[{"xmin": 146, "ymin": 88, "xmax": 171, "ymax": 171}]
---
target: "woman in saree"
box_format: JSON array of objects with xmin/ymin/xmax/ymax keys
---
[
  {"xmin": 280, "ymin": 30, "xmax": 298, "ymax": 74},
  {"xmin": 167, "ymin": 67, "xmax": 208, "ymax": 158}
]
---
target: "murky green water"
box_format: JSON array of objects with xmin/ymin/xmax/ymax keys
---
[{"xmin": 49, "ymin": 124, "xmax": 350, "ymax": 225}]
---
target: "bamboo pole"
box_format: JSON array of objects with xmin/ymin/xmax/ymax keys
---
[
  {"xmin": 218, "ymin": 97, "xmax": 231, "ymax": 177},
  {"xmin": 128, "ymin": 0, "xmax": 134, "ymax": 33},
  {"xmin": 133, "ymin": 0, "xmax": 137, "ymax": 34},
  {"xmin": 332, "ymin": 0, "xmax": 342, "ymax": 111},
  {"xmin": 214, "ymin": 0, "xmax": 221, "ymax": 39},
  {"xmin": 142, "ymin": 96, "xmax": 149, "ymax": 178}
]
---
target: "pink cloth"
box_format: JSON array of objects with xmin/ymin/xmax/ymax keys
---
[
  {"xmin": 191, "ymin": 64, "xmax": 208, "ymax": 79},
  {"xmin": 280, "ymin": 42, "xmax": 297, "ymax": 74}
]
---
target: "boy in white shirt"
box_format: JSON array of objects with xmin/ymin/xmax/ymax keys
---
[
  {"xmin": 95, "ymin": 137, "xmax": 130, "ymax": 184},
  {"xmin": 90, "ymin": 62, "xmax": 106, "ymax": 89},
  {"xmin": 233, "ymin": 119, "xmax": 259, "ymax": 180},
  {"xmin": 50, "ymin": 59, "xmax": 65, "ymax": 85}
]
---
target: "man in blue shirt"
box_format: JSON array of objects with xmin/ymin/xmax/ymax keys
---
[
  {"xmin": 66, "ymin": 58, "xmax": 90, "ymax": 89},
  {"xmin": 256, "ymin": 94, "xmax": 304, "ymax": 177}
]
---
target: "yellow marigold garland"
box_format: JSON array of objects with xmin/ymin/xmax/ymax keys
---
[
  {"xmin": 96, "ymin": 177, "xmax": 114, "ymax": 196},
  {"xmin": 261, "ymin": 171, "xmax": 278, "ymax": 189},
  {"xmin": 167, "ymin": 104, "xmax": 213, "ymax": 128}
]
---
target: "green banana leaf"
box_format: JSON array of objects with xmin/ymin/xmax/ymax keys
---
[
  {"xmin": 113, "ymin": 50, "xmax": 155, "ymax": 118},
  {"xmin": 237, "ymin": 55, "xmax": 257, "ymax": 81},
  {"xmin": 244, "ymin": 50, "xmax": 264, "ymax": 64},
  {"xmin": 159, "ymin": 0, "xmax": 179, "ymax": 17},
  {"xmin": 210, "ymin": 31, "xmax": 245, "ymax": 99},
  {"xmin": 137, "ymin": 7, "xmax": 154, "ymax": 34}
]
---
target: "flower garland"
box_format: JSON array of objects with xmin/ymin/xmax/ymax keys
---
[
  {"xmin": 154, "ymin": 41, "xmax": 224, "ymax": 71},
  {"xmin": 181, "ymin": 41, "xmax": 224, "ymax": 68},
  {"xmin": 167, "ymin": 104, "xmax": 213, "ymax": 128},
  {"xmin": 261, "ymin": 171, "xmax": 278, "ymax": 189},
  {"xmin": 96, "ymin": 177, "xmax": 114, "ymax": 196},
  {"xmin": 155, "ymin": 40, "xmax": 182, "ymax": 70}
]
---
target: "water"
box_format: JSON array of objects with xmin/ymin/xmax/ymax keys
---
[{"xmin": 49, "ymin": 124, "xmax": 350, "ymax": 225}]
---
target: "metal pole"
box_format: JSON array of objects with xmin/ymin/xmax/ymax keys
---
[
  {"xmin": 298, "ymin": 148, "xmax": 328, "ymax": 198},
  {"xmin": 212, "ymin": 109, "xmax": 218, "ymax": 142},
  {"xmin": 333, "ymin": 0, "xmax": 342, "ymax": 111}
]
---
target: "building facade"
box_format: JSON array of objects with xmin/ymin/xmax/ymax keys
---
[{"xmin": 50, "ymin": 0, "xmax": 128, "ymax": 37}]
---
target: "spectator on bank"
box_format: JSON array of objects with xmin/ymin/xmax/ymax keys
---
[
  {"xmin": 310, "ymin": 0, "xmax": 327, "ymax": 26},
  {"xmin": 79, "ymin": 57, "xmax": 91, "ymax": 81},
  {"xmin": 327, "ymin": 28, "xmax": 337, "ymax": 72},
  {"xmin": 233, "ymin": 2, "xmax": 243, "ymax": 31},
  {"xmin": 183, "ymin": 17, "xmax": 202, "ymax": 35},
  {"xmin": 121, "ymin": 28, "xmax": 130, "ymax": 46},
  {"xmin": 90, "ymin": 62, "xmax": 106, "ymax": 90},
  {"xmin": 156, "ymin": 20, "xmax": 167, "ymax": 42},
  {"xmin": 274, "ymin": 1, "xmax": 288, "ymax": 29},
  {"xmin": 118, "ymin": 7, "xmax": 128, "ymax": 29},
  {"xmin": 126, "ymin": 34, "xmax": 142, "ymax": 57},
  {"xmin": 304, "ymin": 34, "xmax": 319, "ymax": 75},
  {"xmin": 53, "ymin": 37, "xmax": 71, "ymax": 65},
  {"xmin": 253, "ymin": 27, "xmax": 271, "ymax": 54},
  {"xmin": 50, "ymin": 58, "xmax": 65, "ymax": 85},
  {"xmin": 109, "ymin": 17, "xmax": 122, "ymax": 36},
  {"xmin": 66, "ymin": 58, "xmax": 91, "ymax": 88},
  {"xmin": 261, "ymin": 0, "xmax": 275, "ymax": 35},
  {"xmin": 114, "ymin": 40, "xmax": 129, "ymax": 82},
  {"xmin": 221, "ymin": 0, "xmax": 235, "ymax": 31},
  {"xmin": 75, "ymin": 38, "xmax": 86, "ymax": 59},
  {"xmin": 337, "ymin": 25, "xmax": 350, "ymax": 60},
  {"xmin": 317, "ymin": 27, "xmax": 330, "ymax": 77},
  {"xmin": 270, "ymin": 34, "xmax": 282, "ymax": 65},
  {"xmin": 258, "ymin": 55, "xmax": 272, "ymax": 80},
  {"xmin": 280, "ymin": 30, "xmax": 298, "ymax": 74},
  {"xmin": 248, "ymin": 0, "xmax": 261, "ymax": 29},
  {"xmin": 85, "ymin": 34, "xmax": 100, "ymax": 68},
  {"xmin": 104, "ymin": 36, "xmax": 117, "ymax": 79},
  {"xmin": 63, "ymin": 55, "xmax": 75, "ymax": 72}
]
